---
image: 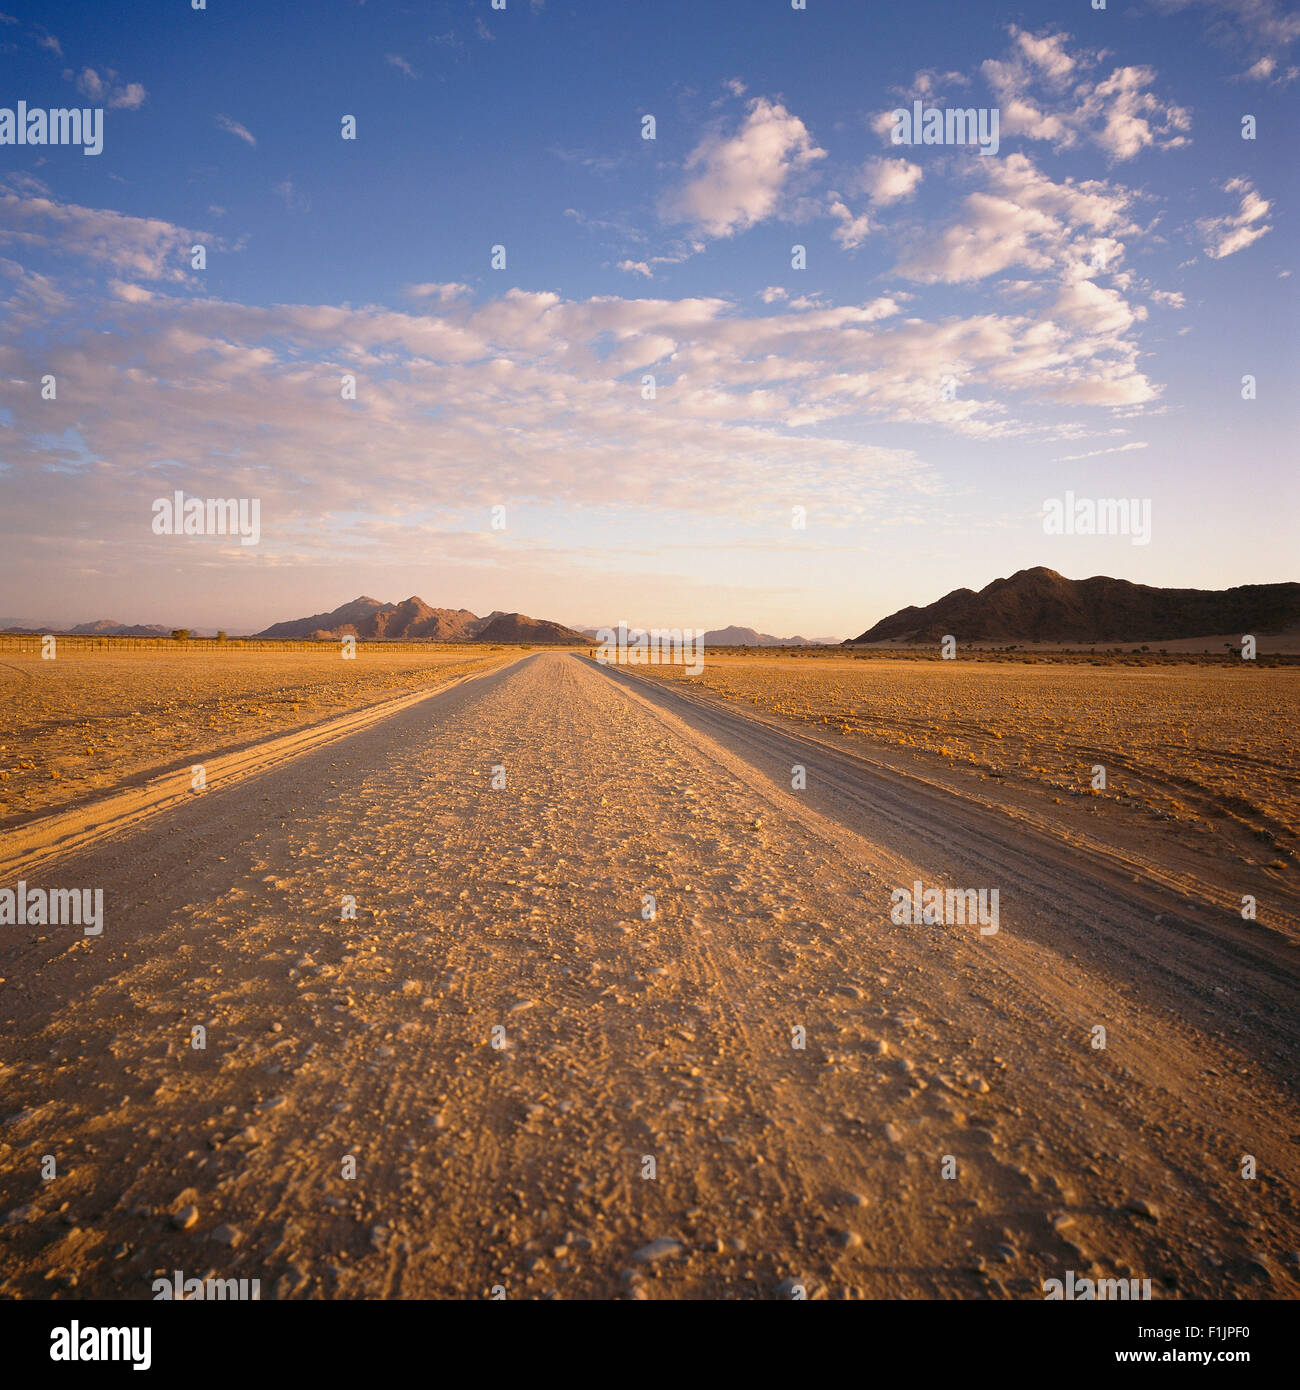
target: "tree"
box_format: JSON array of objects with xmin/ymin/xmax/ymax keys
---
[{"xmin": 171, "ymin": 629, "xmax": 190, "ymax": 641}]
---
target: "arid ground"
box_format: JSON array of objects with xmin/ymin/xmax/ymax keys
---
[{"xmin": 0, "ymin": 648, "xmax": 1296, "ymax": 1300}]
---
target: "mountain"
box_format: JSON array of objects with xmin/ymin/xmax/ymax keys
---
[
  {"xmin": 254, "ymin": 596, "xmax": 587, "ymax": 644},
  {"xmin": 848, "ymin": 568, "xmax": 1300, "ymax": 645},
  {"xmin": 574, "ymin": 624, "xmax": 831, "ymax": 645},
  {"xmin": 70, "ymin": 619, "xmax": 175, "ymax": 637},
  {"xmin": 702, "ymin": 626, "xmax": 825, "ymax": 647},
  {"xmin": 0, "ymin": 619, "xmax": 192, "ymax": 636}
]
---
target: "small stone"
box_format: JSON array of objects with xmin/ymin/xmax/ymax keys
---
[
  {"xmin": 884, "ymin": 1123, "xmax": 904, "ymax": 1144},
  {"xmin": 1125, "ymin": 1198, "xmax": 1160, "ymax": 1221},
  {"xmin": 4, "ymin": 1204, "xmax": 38, "ymax": 1224},
  {"xmin": 632, "ymin": 1237, "xmax": 682, "ymax": 1264},
  {"xmin": 210, "ymin": 1223, "xmax": 241, "ymax": 1246},
  {"xmin": 838, "ymin": 1230, "xmax": 862, "ymax": 1249},
  {"xmin": 171, "ymin": 1205, "xmax": 199, "ymax": 1230}
]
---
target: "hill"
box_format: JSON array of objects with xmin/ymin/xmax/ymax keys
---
[
  {"xmin": 255, "ymin": 596, "xmax": 587, "ymax": 644},
  {"xmin": 848, "ymin": 568, "xmax": 1300, "ymax": 645}
]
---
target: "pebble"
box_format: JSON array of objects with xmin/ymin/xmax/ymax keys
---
[
  {"xmin": 171, "ymin": 1205, "xmax": 199, "ymax": 1230},
  {"xmin": 632, "ymin": 1237, "xmax": 683, "ymax": 1264},
  {"xmin": 1125, "ymin": 1198, "xmax": 1160, "ymax": 1221}
]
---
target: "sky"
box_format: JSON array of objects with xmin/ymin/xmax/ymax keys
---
[{"xmin": 0, "ymin": 0, "xmax": 1296, "ymax": 639}]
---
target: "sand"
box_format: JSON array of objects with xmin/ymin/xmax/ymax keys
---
[{"xmin": 0, "ymin": 651, "xmax": 1295, "ymax": 1300}]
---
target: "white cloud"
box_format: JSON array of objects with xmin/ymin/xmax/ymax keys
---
[
  {"xmin": 1052, "ymin": 441, "xmax": 1149, "ymax": 461},
  {"xmin": 215, "ymin": 114, "xmax": 256, "ymax": 147},
  {"xmin": 386, "ymin": 53, "xmax": 416, "ymax": 78},
  {"xmin": 0, "ymin": 181, "xmax": 210, "ymax": 282},
  {"xmin": 405, "ymin": 282, "xmax": 472, "ymax": 303},
  {"xmin": 979, "ymin": 27, "xmax": 1191, "ymax": 161},
  {"xmin": 898, "ymin": 155, "xmax": 1144, "ymax": 284},
  {"xmin": 617, "ymin": 260, "xmax": 654, "ymax": 278},
  {"xmin": 71, "ymin": 66, "xmax": 147, "ymax": 109},
  {"xmin": 1198, "ymin": 176, "xmax": 1272, "ymax": 258},
  {"xmin": 662, "ymin": 97, "xmax": 826, "ymax": 238},
  {"xmin": 858, "ymin": 157, "xmax": 922, "ymax": 204},
  {"xmin": 827, "ymin": 196, "xmax": 871, "ymax": 249}
]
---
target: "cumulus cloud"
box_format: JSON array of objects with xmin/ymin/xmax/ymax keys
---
[
  {"xmin": 1198, "ymin": 176, "xmax": 1272, "ymax": 258},
  {"xmin": 662, "ymin": 97, "xmax": 826, "ymax": 238},
  {"xmin": 858, "ymin": 157, "xmax": 923, "ymax": 205},
  {"xmin": 70, "ymin": 66, "xmax": 147, "ymax": 109},
  {"xmin": 0, "ymin": 181, "xmax": 210, "ymax": 282},
  {"xmin": 827, "ymin": 196, "xmax": 871, "ymax": 249},
  {"xmin": 977, "ymin": 26, "xmax": 1191, "ymax": 160},
  {"xmin": 898, "ymin": 155, "xmax": 1144, "ymax": 284},
  {"xmin": 386, "ymin": 53, "xmax": 416, "ymax": 78},
  {"xmin": 0, "ymin": 182, "xmax": 1168, "ymax": 581}
]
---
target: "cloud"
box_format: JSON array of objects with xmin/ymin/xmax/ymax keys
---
[
  {"xmin": 0, "ymin": 182, "xmax": 1172, "ymax": 582},
  {"xmin": 1154, "ymin": 0, "xmax": 1300, "ymax": 83},
  {"xmin": 1198, "ymin": 176, "xmax": 1272, "ymax": 258},
  {"xmin": 1052, "ymin": 441, "xmax": 1149, "ymax": 461},
  {"xmin": 34, "ymin": 30, "xmax": 60, "ymax": 56},
  {"xmin": 72, "ymin": 66, "xmax": 147, "ymax": 109},
  {"xmin": 977, "ymin": 26, "xmax": 1191, "ymax": 161},
  {"xmin": 386, "ymin": 53, "xmax": 416, "ymax": 78},
  {"xmin": 273, "ymin": 179, "xmax": 310, "ymax": 213},
  {"xmin": 618, "ymin": 260, "xmax": 654, "ymax": 278},
  {"xmin": 858, "ymin": 157, "xmax": 922, "ymax": 205},
  {"xmin": 0, "ymin": 181, "xmax": 210, "ymax": 282},
  {"xmin": 405, "ymin": 282, "xmax": 472, "ymax": 303},
  {"xmin": 215, "ymin": 114, "xmax": 256, "ymax": 147},
  {"xmin": 662, "ymin": 97, "xmax": 826, "ymax": 238},
  {"xmin": 827, "ymin": 197, "xmax": 871, "ymax": 249},
  {"xmin": 897, "ymin": 154, "xmax": 1143, "ymax": 284}
]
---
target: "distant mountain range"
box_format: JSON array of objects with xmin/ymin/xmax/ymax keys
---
[
  {"xmin": 849, "ymin": 568, "xmax": 1300, "ymax": 645},
  {"xmin": 576, "ymin": 625, "xmax": 833, "ymax": 646},
  {"xmin": 255, "ymin": 595, "xmax": 587, "ymax": 644},
  {"xmin": 0, "ymin": 619, "xmax": 215, "ymax": 637},
  {"xmin": 701, "ymin": 625, "xmax": 830, "ymax": 647}
]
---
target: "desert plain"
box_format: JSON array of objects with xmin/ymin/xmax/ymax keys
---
[{"xmin": 0, "ymin": 642, "xmax": 1296, "ymax": 1300}]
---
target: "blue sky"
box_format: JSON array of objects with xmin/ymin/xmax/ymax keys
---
[{"xmin": 1, "ymin": 0, "xmax": 1296, "ymax": 636}]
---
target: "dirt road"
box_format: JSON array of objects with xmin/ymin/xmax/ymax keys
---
[{"xmin": 1, "ymin": 652, "xmax": 1296, "ymax": 1300}]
